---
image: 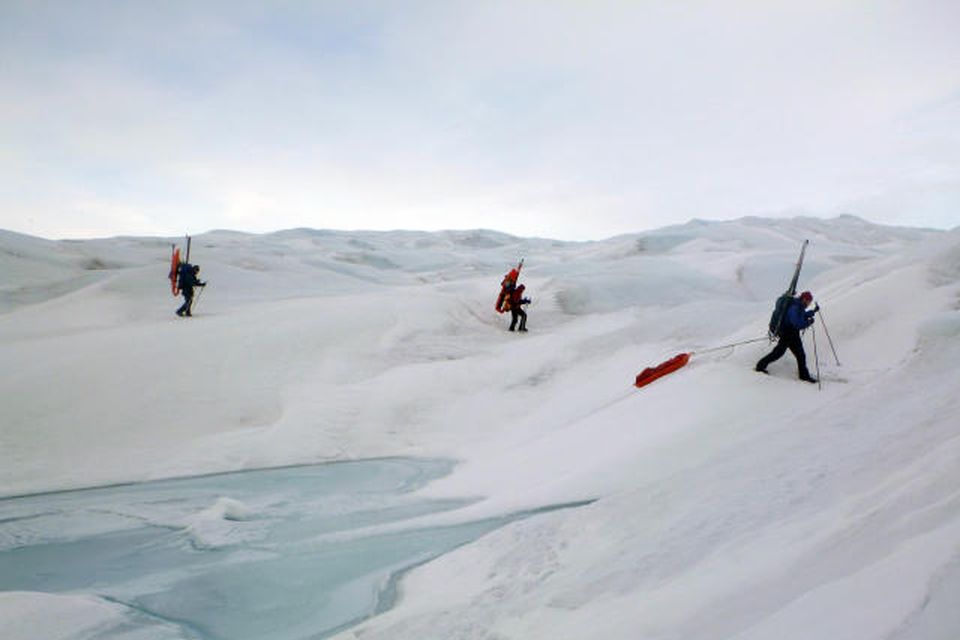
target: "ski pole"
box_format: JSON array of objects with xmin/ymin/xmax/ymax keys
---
[
  {"xmin": 192, "ymin": 285, "xmax": 206, "ymax": 314},
  {"xmin": 811, "ymin": 325, "xmax": 822, "ymax": 391},
  {"xmin": 816, "ymin": 307, "xmax": 841, "ymax": 366}
]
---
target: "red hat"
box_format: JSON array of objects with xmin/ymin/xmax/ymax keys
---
[{"xmin": 799, "ymin": 291, "xmax": 813, "ymax": 303}]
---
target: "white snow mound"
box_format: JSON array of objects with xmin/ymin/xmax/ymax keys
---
[{"xmin": 1, "ymin": 217, "xmax": 958, "ymax": 640}]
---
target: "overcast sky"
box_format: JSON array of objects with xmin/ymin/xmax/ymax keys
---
[{"xmin": 2, "ymin": 0, "xmax": 958, "ymax": 240}]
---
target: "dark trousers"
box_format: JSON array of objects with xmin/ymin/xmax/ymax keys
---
[
  {"xmin": 756, "ymin": 330, "xmax": 811, "ymax": 379},
  {"xmin": 176, "ymin": 287, "xmax": 194, "ymax": 316},
  {"xmin": 509, "ymin": 307, "xmax": 527, "ymax": 331}
]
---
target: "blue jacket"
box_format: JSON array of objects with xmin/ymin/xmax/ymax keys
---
[{"xmin": 785, "ymin": 298, "xmax": 816, "ymax": 331}]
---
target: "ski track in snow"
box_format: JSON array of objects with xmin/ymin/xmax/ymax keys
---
[{"xmin": 1, "ymin": 218, "xmax": 959, "ymax": 640}]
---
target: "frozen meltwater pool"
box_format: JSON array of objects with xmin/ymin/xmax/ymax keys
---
[{"xmin": 0, "ymin": 458, "xmax": 585, "ymax": 640}]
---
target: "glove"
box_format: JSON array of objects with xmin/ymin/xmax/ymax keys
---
[{"xmin": 814, "ymin": 303, "xmax": 819, "ymax": 312}]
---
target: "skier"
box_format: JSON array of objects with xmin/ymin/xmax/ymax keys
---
[
  {"xmin": 755, "ymin": 290, "xmax": 818, "ymax": 382},
  {"xmin": 176, "ymin": 264, "xmax": 206, "ymax": 317},
  {"xmin": 507, "ymin": 284, "xmax": 531, "ymax": 332}
]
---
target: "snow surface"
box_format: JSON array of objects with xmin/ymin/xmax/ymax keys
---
[{"xmin": 1, "ymin": 216, "xmax": 959, "ymax": 639}]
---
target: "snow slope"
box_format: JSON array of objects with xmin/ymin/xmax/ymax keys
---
[{"xmin": 1, "ymin": 216, "xmax": 958, "ymax": 639}]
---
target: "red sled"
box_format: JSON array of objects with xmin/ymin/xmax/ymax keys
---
[{"xmin": 635, "ymin": 352, "xmax": 691, "ymax": 388}]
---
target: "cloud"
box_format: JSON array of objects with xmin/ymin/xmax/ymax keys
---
[{"xmin": 1, "ymin": 0, "xmax": 958, "ymax": 239}]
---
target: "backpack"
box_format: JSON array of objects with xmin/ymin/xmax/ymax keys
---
[
  {"xmin": 495, "ymin": 273, "xmax": 518, "ymax": 313},
  {"xmin": 768, "ymin": 294, "xmax": 793, "ymax": 337},
  {"xmin": 495, "ymin": 262, "xmax": 523, "ymax": 313},
  {"xmin": 177, "ymin": 262, "xmax": 194, "ymax": 289}
]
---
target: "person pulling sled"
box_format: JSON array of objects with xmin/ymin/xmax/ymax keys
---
[{"xmin": 756, "ymin": 290, "xmax": 818, "ymax": 383}]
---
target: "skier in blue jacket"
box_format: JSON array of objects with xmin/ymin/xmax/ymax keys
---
[{"xmin": 755, "ymin": 291, "xmax": 818, "ymax": 382}]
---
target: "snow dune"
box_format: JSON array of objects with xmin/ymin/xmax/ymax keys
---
[{"xmin": 1, "ymin": 216, "xmax": 958, "ymax": 639}]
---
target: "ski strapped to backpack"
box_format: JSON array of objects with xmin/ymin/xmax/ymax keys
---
[
  {"xmin": 768, "ymin": 240, "xmax": 808, "ymax": 338},
  {"xmin": 168, "ymin": 245, "xmax": 181, "ymax": 295},
  {"xmin": 495, "ymin": 258, "xmax": 524, "ymax": 313},
  {"xmin": 168, "ymin": 234, "xmax": 192, "ymax": 296}
]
